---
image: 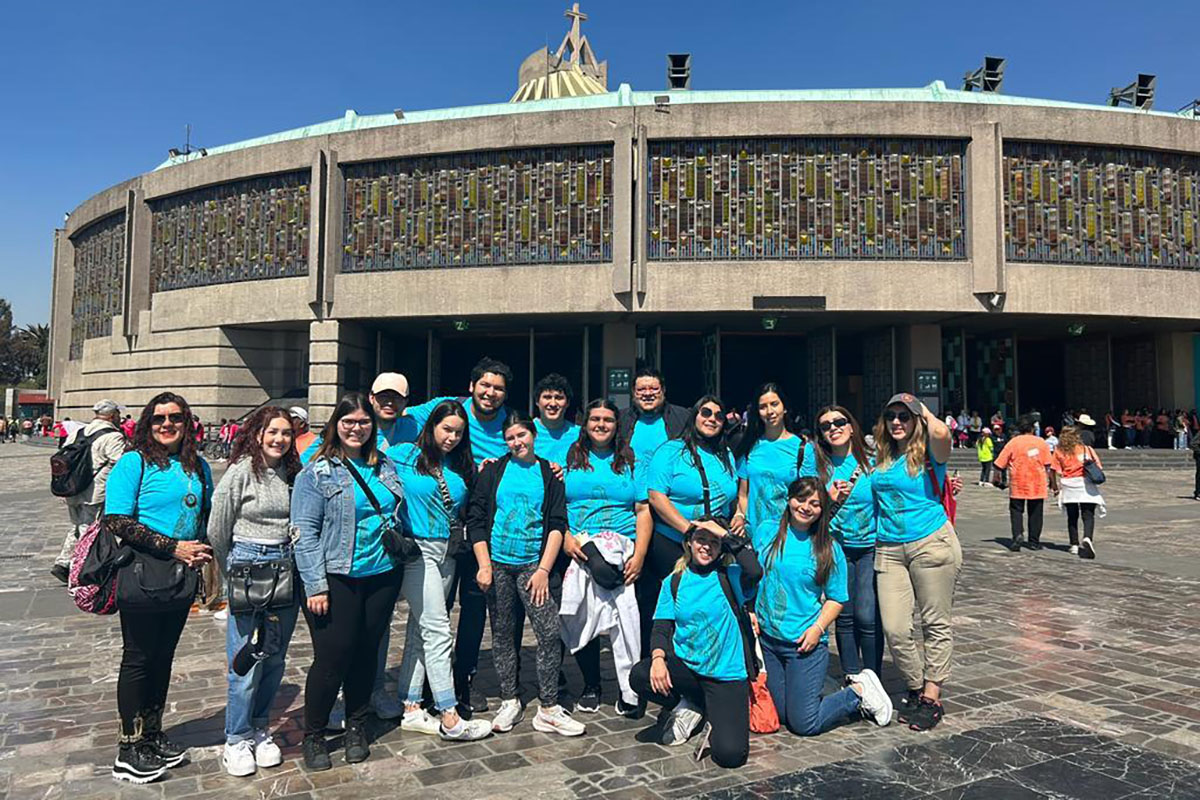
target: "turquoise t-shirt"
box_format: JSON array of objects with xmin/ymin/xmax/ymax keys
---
[
  {"xmin": 653, "ymin": 567, "xmax": 748, "ymax": 681},
  {"xmin": 104, "ymin": 452, "xmax": 213, "ymax": 540},
  {"xmin": 629, "ymin": 414, "xmax": 669, "ymax": 468},
  {"xmin": 392, "ymin": 443, "xmax": 468, "ymax": 541},
  {"xmin": 348, "ymin": 458, "xmax": 397, "ymax": 577},
  {"xmin": 799, "ymin": 448, "xmax": 877, "ymax": 548},
  {"xmin": 405, "ymin": 397, "xmax": 508, "ymax": 465},
  {"xmin": 871, "ymin": 456, "xmax": 949, "ymax": 544},
  {"xmin": 564, "ymin": 450, "xmax": 645, "ymax": 538},
  {"xmin": 646, "ymin": 440, "xmax": 737, "ymax": 542},
  {"xmin": 490, "ymin": 459, "xmax": 546, "ymax": 565},
  {"xmin": 534, "ymin": 419, "xmax": 579, "ymax": 465},
  {"xmin": 736, "ymin": 436, "xmax": 803, "ymax": 534},
  {"xmin": 756, "ymin": 525, "xmax": 848, "ymax": 644},
  {"xmin": 299, "ymin": 421, "xmax": 406, "ymax": 465}
]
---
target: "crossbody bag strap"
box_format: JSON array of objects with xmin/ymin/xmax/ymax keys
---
[
  {"xmin": 433, "ymin": 468, "xmax": 456, "ymax": 513},
  {"xmin": 715, "ymin": 569, "xmax": 759, "ymax": 678},
  {"xmin": 926, "ymin": 459, "xmax": 943, "ymax": 501},
  {"xmin": 827, "ymin": 460, "xmax": 866, "ymax": 520},
  {"xmin": 692, "ymin": 446, "xmax": 713, "ymax": 516},
  {"xmin": 346, "ymin": 462, "xmax": 391, "ymax": 525}
]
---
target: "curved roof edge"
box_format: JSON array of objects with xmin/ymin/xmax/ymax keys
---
[{"xmin": 156, "ymin": 80, "xmax": 1197, "ymax": 171}]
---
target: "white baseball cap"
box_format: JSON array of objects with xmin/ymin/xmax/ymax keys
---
[
  {"xmin": 288, "ymin": 406, "xmax": 309, "ymax": 422},
  {"xmin": 371, "ymin": 372, "xmax": 410, "ymax": 397}
]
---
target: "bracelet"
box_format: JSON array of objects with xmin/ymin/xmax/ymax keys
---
[
  {"xmin": 731, "ymin": 511, "xmax": 745, "ymax": 520},
  {"xmin": 652, "ymin": 654, "xmax": 666, "ymax": 661},
  {"xmin": 536, "ymin": 566, "xmax": 549, "ymax": 575}
]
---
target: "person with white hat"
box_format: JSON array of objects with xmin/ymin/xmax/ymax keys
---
[
  {"xmin": 1075, "ymin": 413, "xmax": 1097, "ymax": 448},
  {"xmin": 300, "ymin": 373, "xmax": 410, "ymax": 464},
  {"xmin": 50, "ymin": 399, "xmax": 127, "ymax": 583},
  {"xmin": 289, "ymin": 406, "xmax": 317, "ymax": 456}
]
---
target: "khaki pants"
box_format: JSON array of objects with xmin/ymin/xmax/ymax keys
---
[{"xmin": 876, "ymin": 523, "xmax": 963, "ymax": 690}]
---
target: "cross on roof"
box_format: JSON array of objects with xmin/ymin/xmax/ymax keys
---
[{"xmin": 557, "ymin": 3, "xmax": 590, "ymax": 65}]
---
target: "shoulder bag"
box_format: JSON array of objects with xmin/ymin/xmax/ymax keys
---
[
  {"xmin": 347, "ymin": 462, "xmax": 419, "ymax": 562},
  {"xmin": 436, "ymin": 467, "xmax": 470, "ymax": 559},
  {"xmin": 1082, "ymin": 447, "xmax": 1106, "ymax": 485},
  {"xmin": 227, "ymin": 558, "xmax": 294, "ymax": 614}
]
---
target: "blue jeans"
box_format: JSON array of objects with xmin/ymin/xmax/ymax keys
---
[
  {"xmin": 225, "ymin": 542, "xmax": 299, "ymax": 744},
  {"xmin": 761, "ymin": 636, "xmax": 860, "ymax": 736},
  {"xmin": 396, "ymin": 539, "xmax": 457, "ymax": 711},
  {"xmin": 835, "ymin": 546, "xmax": 883, "ymax": 677}
]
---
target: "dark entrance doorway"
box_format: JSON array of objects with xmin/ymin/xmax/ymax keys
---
[
  {"xmin": 660, "ymin": 332, "xmax": 704, "ymax": 410},
  {"xmin": 720, "ymin": 333, "xmax": 807, "ymax": 417},
  {"xmin": 1017, "ymin": 338, "xmax": 1066, "ymax": 426},
  {"xmin": 439, "ymin": 333, "xmax": 532, "ymax": 412}
]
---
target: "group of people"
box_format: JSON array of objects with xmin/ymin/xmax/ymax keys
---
[
  {"xmin": 0, "ymin": 415, "xmax": 37, "ymax": 441},
  {"xmin": 66, "ymin": 358, "xmax": 969, "ymax": 784}
]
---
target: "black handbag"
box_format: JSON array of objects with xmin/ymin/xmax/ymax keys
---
[
  {"xmin": 347, "ymin": 461, "xmax": 419, "ymax": 561},
  {"xmin": 1082, "ymin": 448, "xmax": 1106, "ymax": 485},
  {"xmin": 226, "ymin": 558, "xmax": 295, "ymax": 614},
  {"xmin": 117, "ymin": 547, "xmax": 201, "ymax": 610}
]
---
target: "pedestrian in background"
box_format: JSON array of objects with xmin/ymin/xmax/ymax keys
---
[
  {"xmin": 975, "ymin": 427, "xmax": 995, "ymax": 486},
  {"xmin": 1051, "ymin": 427, "xmax": 1104, "ymax": 559},
  {"xmin": 993, "ymin": 416, "xmax": 1053, "ymax": 552}
]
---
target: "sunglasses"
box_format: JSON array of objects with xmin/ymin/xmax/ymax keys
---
[
  {"xmin": 884, "ymin": 410, "xmax": 913, "ymax": 423},
  {"xmin": 697, "ymin": 407, "xmax": 724, "ymax": 419},
  {"xmin": 819, "ymin": 417, "xmax": 850, "ymax": 432},
  {"xmin": 151, "ymin": 413, "xmax": 186, "ymax": 426}
]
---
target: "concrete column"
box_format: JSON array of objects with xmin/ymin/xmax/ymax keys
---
[
  {"xmin": 611, "ymin": 125, "xmax": 634, "ymax": 295},
  {"xmin": 47, "ymin": 229, "xmax": 73, "ymax": 401},
  {"xmin": 896, "ymin": 323, "xmax": 943, "ymax": 411},
  {"xmin": 125, "ymin": 187, "xmax": 151, "ymax": 337},
  {"xmin": 306, "ymin": 319, "xmax": 372, "ymax": 426},
  {"xmin": 321, "ymin": 149, "xmax": 343, "ymax": 315},
  {"xmin": 602, "ymin": 321, "xmax": 636, "ymax": 409},
  {"xmin": 306, "ymin": 149, "xmax": 327, "ymax": 313},
  {"xmin": 1156, "ymin": 331, "xmax": 1196, "ymax": 410},
  {"xmin": 633, "ymin": 125, "xmax": 648, "ymax": 298},
  {"xmin": 967, "ymin": 121, "xmax": 1005, "ymax": 295}
]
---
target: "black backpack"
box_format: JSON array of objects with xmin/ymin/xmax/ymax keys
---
[{"xmin": 50, "ymin": 428, "xmax": 121, "ymax": 497}]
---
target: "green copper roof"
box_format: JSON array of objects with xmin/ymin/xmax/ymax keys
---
[{"xmin": 156, "ymin": 81, "xmax": 1196, "ymax": 170}]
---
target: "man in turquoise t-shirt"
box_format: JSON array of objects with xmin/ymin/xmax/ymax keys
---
[
  {"xmin": 532, "ymin": 373, "xmax": 579, "ymax": 467},
  {"xmin": 402, "ymin": 357, "xmax": 514, "ymax": 467},
  {"xmin": 300, "ymin": 372, "xmax": 411, "ymax": 464},
  {"xmin": 617, "ymin": 368, "xmax": 690, "ymax": 469}
]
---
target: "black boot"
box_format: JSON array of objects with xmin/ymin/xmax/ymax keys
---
[
  {"xmin": 142, "ymin": 705, "xmax": 186, "ymax": 767},
  {"xmin": 343, "ymin": 724, "xmax": 370, "ymax": 764},
  {"xmin": 302, "ymin": 733, "xmax": 331, "ymax": 772},
  {"xmin": 112, "ymin": 716, "xmax": 167, "ymax": 784}
]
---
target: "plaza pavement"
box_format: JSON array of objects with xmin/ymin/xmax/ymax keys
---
[{"xmin": 0, "ymin": 441, "xmax": 1197, "ymax": 799}]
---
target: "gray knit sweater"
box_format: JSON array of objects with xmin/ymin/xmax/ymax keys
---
[{"xmin": 207, "ymin": 457, "xmax": 292, "ymax": 567}]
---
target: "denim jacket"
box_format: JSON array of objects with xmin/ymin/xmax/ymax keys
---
[{"xmin": 291, "ymin": 454, "xmax": 404, "ymax": 596}]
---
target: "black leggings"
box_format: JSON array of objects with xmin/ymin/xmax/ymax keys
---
[
  {"xmin": 117, "ymin": 606, "xmax": 190, "ymax": 731},
  {"xmin": 1194, "ymin": 458, "xmax": 1200, "ymax": 498},
  {"xmin": 1064, "ymin": 503, "xmax": 1097, "ymax": 545},
  {"xmin": 302, "ymin": 570, "xmax": 402, "ymax": 734},
  {"xmin": 630, "ymin": 654, "xmax": 749, "ymax": 768},
  {"xmin": 636, "ymin": 532, "xmax": 683, "ymax": 658}
]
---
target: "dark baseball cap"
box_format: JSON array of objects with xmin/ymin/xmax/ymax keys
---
[{"xmin": 885, "ymin": 393, "xmax": 923, "ymax": 416}]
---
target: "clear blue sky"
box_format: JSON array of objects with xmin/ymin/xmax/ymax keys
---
[{"xmin": 2, "ymin": 0, "xmax": 1197, "ymax": 326}]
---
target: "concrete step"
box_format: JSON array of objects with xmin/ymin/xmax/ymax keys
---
[{"xmin": 945, "ymin": 448, "xmax": 1194, "ymax": 470}]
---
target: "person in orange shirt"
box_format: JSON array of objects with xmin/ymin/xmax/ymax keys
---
[
  {"xmin": 993, "ymin": 416, "xmax": 1054, "ymax": 552},
  {"xmin": 290, "ymin": 406, "xmax": 317, "ymax": 455}
]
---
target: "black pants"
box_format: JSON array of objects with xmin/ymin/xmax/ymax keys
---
[
  {"xmin": 575, "ymin": 639, "xmax": 603, "ymax": 689},
  {"xmin": 630, "ymin": 654, "xmax": 749, "ymax": 768},
  {"xmin": 1064, "ymin": 503, "xmax": 1096, "ymax": 545},
  {"xmin": 1194, "ymin": 458, "xmax": 1200, "ymax": 498},
  {"xmin": 1008, "ymin": 498, "xmax": 1044, "ymax": 543},
  {"xmin": 302, "ymin": 570, "xmax": 402, "ymax": 735},
  {"xmin": 117, "ymin": 605, "xmax": 190, "ymax": 730},
  {"xmin": 636, "ymin": 532, "xmax": 684, "ymax": 658},
  {"xmin": 979, "ymin": 460, "xmax": 993, "ymax": 484}
]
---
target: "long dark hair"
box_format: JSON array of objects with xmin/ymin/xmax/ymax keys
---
[
  {"xmin": 314, "ymin": 392, "xmax": 380, "ymax": 467},
  {"xmin": 132, "ymin": 392, "xmax": 201, "ymax": 475},
  {"xmin": 734, "ymin": 382, "xmax": 798, "ymax": 460},
  {"xmin": 566, "ymin": 399, "xmax": 634, "ymax": 474},
  {"xmin": 229, "ymin": 406, "xmax": 301, "ymax": 482},
  {"xmin": 765, "ymin": 477, "xmax": 835, "ymax": 587},
  {"xmin": 680, "ymin": 394, "xmax": 733, "ymax": 474},
  {"xmin": 812, "ymin": 405, "xmax": 873, "ymax": 485},
  {"xmin": 415, "ymin": 399, "xmax": 474, "ymax": 484}
]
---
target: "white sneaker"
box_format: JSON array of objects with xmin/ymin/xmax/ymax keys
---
[
  {"xmin": 661, "ymin": 698, "xmax": 703, "ymax": 746},
  {"xmin": 401, "ymin": 707, "xmax": 442, "ymax": 736},
  {"xmin": 849, "ymin": 668, "xmax": 893, "ymax": 727},
  {"xmin": 213, "ymin": 608, "xmax": 228, "ymax": 622},
  {"xmin": 1069, "ymin": 545, "xmax": 1080, "ymax": 555},
  {"xmin": 532, "ymin": 705, "xmax": 586, "ymax": 737},
  {"xmin": 253, "ymin": 729, "xmax": 281, "ymax": 768},
  {"xmin": 491, "ymin": 699, "xmax": 524, "ymax": 733},
  {"xmin": 371, "ymin": 689, "xmax": 404, "ymax": 720},
  {"xmin": 440, "ymin": 717, "xmax": 493, "ymax": 742},
  {"xmin": 222, "ymin": 740, "xmax": 256, "ymax": 777},
  {"xmin": 1080, "ymin": 538, "xmax": 1096, "ymax": 560}
]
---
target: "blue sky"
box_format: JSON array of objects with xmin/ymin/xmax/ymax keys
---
[{"xmin": 2, "ymin": 0, "xmax": 1197, "ymax": 326}]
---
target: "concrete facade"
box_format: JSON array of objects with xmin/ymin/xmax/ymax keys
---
[{"xmin": 50, "ymin": 91, "xmax": 1200, "ymax": 424}]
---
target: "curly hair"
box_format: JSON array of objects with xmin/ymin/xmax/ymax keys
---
[
  {"xmin": 229, "ymin": 406, "xmax": 301, "ymax": 482},
  {"xmin": 131, "ymin": 392, "xmax": 202, "ymax": 475}
]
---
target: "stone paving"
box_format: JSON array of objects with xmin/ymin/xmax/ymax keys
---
[{"xmin": 0, "ymin": 441, "xmax": 1198, "ymax": 799}]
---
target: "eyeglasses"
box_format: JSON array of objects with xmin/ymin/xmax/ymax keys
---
[
  {"xmin": 884, "ymin": 410, "xmax": 913, "ymax": 423},
  {"xmin": 635, "ymin": 388, "xmax": 661, "ymax": 396},
  {"xmin": 339, "ymin": 418, "xmax": 373, "ymax": 429},
  {"xmin": 697, "ymin": 407, "xmax": 723, "ymax": 419},
  {"xmin": 151, "ymin": 413, "xmax": 185, "ymax": 426},
  {"xmin": 819, "ymin": 417, "xmax": 850, "ymax": 432}
]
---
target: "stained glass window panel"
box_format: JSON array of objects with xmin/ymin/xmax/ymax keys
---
[{"xmin": 69, "ymin": 213, "xmax": 125, "ymax": 360}]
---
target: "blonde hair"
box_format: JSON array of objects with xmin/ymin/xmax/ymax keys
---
[
  {"xmin": 1058, "ymin": 426, "xmax": 1083, "ymax": 456},
  {"xmin": 672, "ymin": 516, "xmax": 734, "ymax": 575},
  {"xmin": 873, "ymin": 412, "xmax": 928, "ymax": 478}
]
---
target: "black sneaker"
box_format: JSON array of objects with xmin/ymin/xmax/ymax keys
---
[
  {"xmin": 907, "ymin": 697, "xmax": 944, "ymax": 731},
  {"xmin": 144, "ymin": 731, "xmax": 187, "ymax": 768},
  {"xmin": 112, "ymin": 741, "xmax": 167, "ymax": 784},
  {"xmin": 1007, "ymin": 538, "xmax": 1023, "ymax": 552},
  {"xmin": 344, "ymin": 725, "xmax": 370, "ymax": 764},
  {"xmin": 895, "ymin": 690, "xmax": 921, "ymax": 724},
  {"xmin": 50, "ymin": 564, "xmax": 70, "ymax": 584},
  {"xmin": 302, "ymin": 734, "xmax": 331, "ymax": 772},
  {"xmin": 615, "ymin": 698, "xmax": 645, "ymax": 719},
  {"xmin": 1080, "ymin": 538, "xmax": 1096, "ymax": 560},
  {"xmin": 576, "ymin": 686, "xmax": 601, "ymax": 714},
  {"xmin": 1027, "ymin": 540, "xmax": 1043, "ymax": 551}
]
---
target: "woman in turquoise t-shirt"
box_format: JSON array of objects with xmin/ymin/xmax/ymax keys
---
[
  {"xmin": 756, "ymin": 478, "xmax": 892, "ymax": 737},
  {"xmin": 870, "ymin": 393, "xmax": 962, "ymax": 733},
  {"xmin": 391, "ymin": 400, "xmax": 492, "ymax": 742},
  {"xmin": 732, "ymin": 382, "xmax": 804, "ymax": 546},
  {"xmin": 645, "ymin": 395, "xmax": 738, "ymax": 647},
  {"xmin": 800, "ymin": 404, "xmax": 882, "ymax": 681},
  {"xmin": 104, "ymin": 392, "xmax": 214, "ymax": 785},
  {"xmin": 562, "ymin": 399, "xmax": 652, "ymax": 716}
]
